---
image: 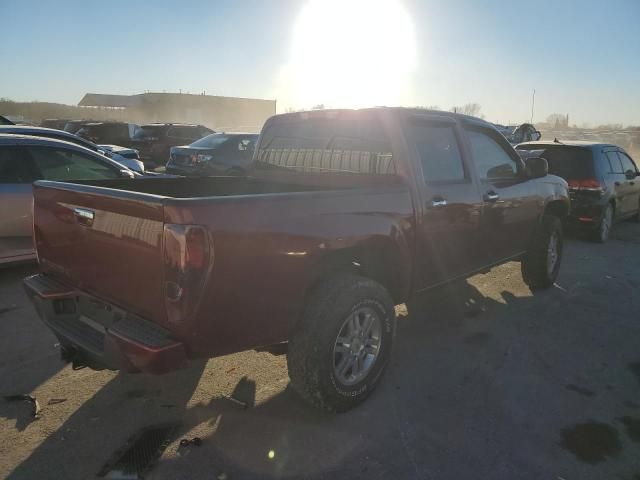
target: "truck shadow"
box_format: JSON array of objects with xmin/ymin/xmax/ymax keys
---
[
  {"xmin": 6, "ymin": 361, "xmax": 207, "ymax": 480},
  {"xmin": 151, "ymin": 278, "xmax": 554, "ymax": 479},
  {"xmin": 6, "ymin": 274, "xmax": 601, "ymax": 480},
  {"xmin": 0, "ymin": 263, "xmax": 68, "ymax": 432}
]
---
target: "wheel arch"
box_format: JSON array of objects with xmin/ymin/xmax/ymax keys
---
[
  {"xmin": 543, "ymin": 198, "xmax": 570, "ymax": 220},
  {"xmin": 305, "ymin": 236, "xmax": 412, "ymax": 307}
]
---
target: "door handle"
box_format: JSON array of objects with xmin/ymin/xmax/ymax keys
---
[
  {"xmin": 484, "ymin": 191, "xmax": 500, "ymax": 202},
  {"xmin": 430, "ymin": 198, "xmax": 448, "ymax": 208},
  {"xmin": 73, "ymin": 207, "xmax": 95, "ymax": 226}
]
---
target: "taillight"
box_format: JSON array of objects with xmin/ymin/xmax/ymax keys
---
[
  {"xmin": 567, "ymin": 178, "xmax": 604, "ymax": 192},
  {"xmin": 163, "ymin": 224, "xmax": 211, "ymax": 324},
  {"xmin": 185, "ymin": 227, "xmax": 207, "ymax": 269}
]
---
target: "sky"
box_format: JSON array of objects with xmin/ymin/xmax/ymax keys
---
[{"xmin": 1, "ymin": 0, "xmax": 639, "ymax": 126}]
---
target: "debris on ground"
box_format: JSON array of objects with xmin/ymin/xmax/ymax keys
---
[
  {"xmin": 47, "ymin": 398, "xmax": 67, "ymax": 405},
  {"xmin": 97, "ymin": 424, "xmax": 177, "ymax": 479},
  {"xmin": 4, "ymin": 394, "xmax": 41, "ymax": 419}
]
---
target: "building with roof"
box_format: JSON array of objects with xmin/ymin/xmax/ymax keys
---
[{"xmin": 78, "ymin": 92, "xmax": 276, "ymax": 133}]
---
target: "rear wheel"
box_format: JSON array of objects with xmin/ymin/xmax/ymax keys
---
[
  {"xmin": 593, "ymin": 203, "xmax": 613, "ymax": 243},
  {"xmin": 287, "ymin": 274, "xmax": 396, "ymax": 412},
  {"xmin": 521, "ymin": 215, "xmax": 563, "ymax": 289}
]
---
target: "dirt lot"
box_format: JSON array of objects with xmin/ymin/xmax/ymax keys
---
[{"xmin": 1, "ymin": 224, "xmax": 639, "ymax": 480}]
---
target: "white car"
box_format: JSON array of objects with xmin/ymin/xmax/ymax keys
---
[{"xmin": 98, "ymin": 144, "xmax": 145, "ymax": 173}]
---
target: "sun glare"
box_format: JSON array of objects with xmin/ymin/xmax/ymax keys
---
[{"xmin": 287, "ymin": 0, "xmax": 416, "ymax": 109}]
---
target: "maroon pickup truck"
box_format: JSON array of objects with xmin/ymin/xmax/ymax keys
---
[{"xmin": 24, "ymin": 108, "xmax": 569, "ymax": 412}]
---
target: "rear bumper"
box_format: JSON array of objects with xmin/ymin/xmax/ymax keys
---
[
  {"xmin": 565, "ymin": 202, "xmax": 606, "ymax": 230},
  {"xmin": 23, "ymin": 274, "xmax": 187, "ymax": 374}
]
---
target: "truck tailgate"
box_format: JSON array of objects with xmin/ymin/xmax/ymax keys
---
[{"xmin": 32, "ymin": 181, "xmax": 167, "ymax": 326}]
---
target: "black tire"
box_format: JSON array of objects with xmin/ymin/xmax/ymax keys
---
[
  {"xmin": 592, "ymin": 203, "xmax": 614, "ymax": 243},
  {"xmin": 521, "ymin": 215, "xmax": 563, "ymax": 290},
  {"xmin": 287, "ymin": 274, "xmax": 396, "ymax": 412}
]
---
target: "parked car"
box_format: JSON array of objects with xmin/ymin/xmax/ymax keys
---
[
  {"xmin": 495, "ymin": 123, "xmax": 541, "ymax": 144},
  {"xmin": 24, "ymin": 108, "xmax": 569, "ymax": 412},
  {"xmin": 76, "ymin": 121, "xmax": 139, "ymax": 146},
  {"xmin": 91, "ymin": 144, "xmax": 144, "ymax": 174},
  {"xmin": 166, "ymin": 133, "xmax": 258, "ymax": 176},
  {"xmin": 0, "ymin": 134, "xmax": 136, "ymax": 265},
  {"xmin": 0, "ymin": 126, "xmax": 144, "ymax": 173},
  {"xmin": 40, "ymin": 119, "xmax": 71, "ymax": 130},
  {"xmin": 131, "ymin": 123, "xmax": 214, "ymax": 167},
  {"xmin": 63, "ymin": 120, "xmax": 95, "ymax": 134},
  {"xmin": 517, "ymin": 141, "xmax": 640, "ymax": 242}
]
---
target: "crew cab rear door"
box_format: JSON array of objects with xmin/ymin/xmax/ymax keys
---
[
  {"xmin": 405, "ymin": 115, "xmax": 485, "ymax": 288},
  {"xmin": 462, "ymin": 123, "xmax": 540, "ymax": 262}
]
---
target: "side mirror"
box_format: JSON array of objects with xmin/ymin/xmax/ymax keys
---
[
  {"xmin": 119, "ymin": 169, "xmax": 135, "ymax": 179},
  {"xmin": 533, "ymin": 130, "xmax": 542, "ymax": 141},
  {"xmin": 525, "ymin": 157, "xmax": 548, "ymax": 178},
  {"xmin": 625, "ymin": 169, "xmax": 638, "ymax": 180}
]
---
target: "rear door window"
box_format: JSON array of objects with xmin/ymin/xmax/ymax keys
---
[
  {"xmin": 466, "ymin": 128, "xmax": 520, "ymax": 183},
  {"xmin": 605, "ymin": 151, "xmax": 624, "ymax": 174},
  {"xmin": 618, "ymin": 152, "xmax": 638, "ymax": 173},
  {"xmin": 0, "ymin": 146, "xmax": 36, "ymax": 183},
  {"xmin": 28, "ymin": 146, "xmax": 121, "ymax": 180},
  {"xmin": 409, "ymin": 122, "xmax": 466, "ymax": 183},
  {"xmin": 168, "ymin": 126, "xmax": 201, "ymax": 141}
]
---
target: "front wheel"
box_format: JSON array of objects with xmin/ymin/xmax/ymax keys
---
[
  {"xmin": 521, "ymin": 215, "xmax": 563, "ymax": 290},
  {"xmin": 287, "ymin": 274, "xmax": 396, "ymax": 412}
]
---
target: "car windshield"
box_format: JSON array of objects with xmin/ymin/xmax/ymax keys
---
[
  {"xmin": 189, "ymin": 134, "xmax": 230, "ymax": 148},
  {"xmin": 518, "ymin": 145, "xmax": 594, "ymax": 179}
]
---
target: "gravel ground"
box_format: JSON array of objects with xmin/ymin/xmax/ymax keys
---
[{"xmin": 1, "ymin": 222, "xmax": 639, "ymax": 480}]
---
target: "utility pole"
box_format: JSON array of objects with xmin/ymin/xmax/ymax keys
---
[{"xmin": 530, "ymin": 89, "xmax": 536, "ymax": 123}]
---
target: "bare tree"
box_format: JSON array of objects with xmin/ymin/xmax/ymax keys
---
[
  {"xmin": 546, "ymin": 113, "xmax": 569, "ymax": 128},
  {"xmin": 450, "ymin": 103, "xmax": 482, "ymax": 118}
]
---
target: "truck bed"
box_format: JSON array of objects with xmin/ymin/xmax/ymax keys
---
[
  {"xmin": 68, "ymin": 173, "xmax": 402, "ymax": 199},
  {"xmin": 30, "ymin": 173, "xmax": 413, "ymax": 361}
]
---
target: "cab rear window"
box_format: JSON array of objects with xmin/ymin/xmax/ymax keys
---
[{"xmin": 255, "ymin": 112, "xmax": 395, "ymax": 175}]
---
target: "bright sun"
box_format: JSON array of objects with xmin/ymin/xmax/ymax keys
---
[{"xmin": 287, "ymin": 0, "xmax": 416, "ymax": 109}]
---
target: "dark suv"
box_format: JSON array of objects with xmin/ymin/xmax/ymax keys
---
[
  {"xmin": 130, "ymin": 123, "xmax": 214, "ymax": 167},
  {"xmin": 517, "ymin": 141, "xmax": 640, "ymax": 242},
  {"xmin": 63, "ymin": 120, "xmax": 96, "ymax": 134},
  {"xmin": 76, "ymin": 122, "xmax": 138, "ymax": 146}
]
